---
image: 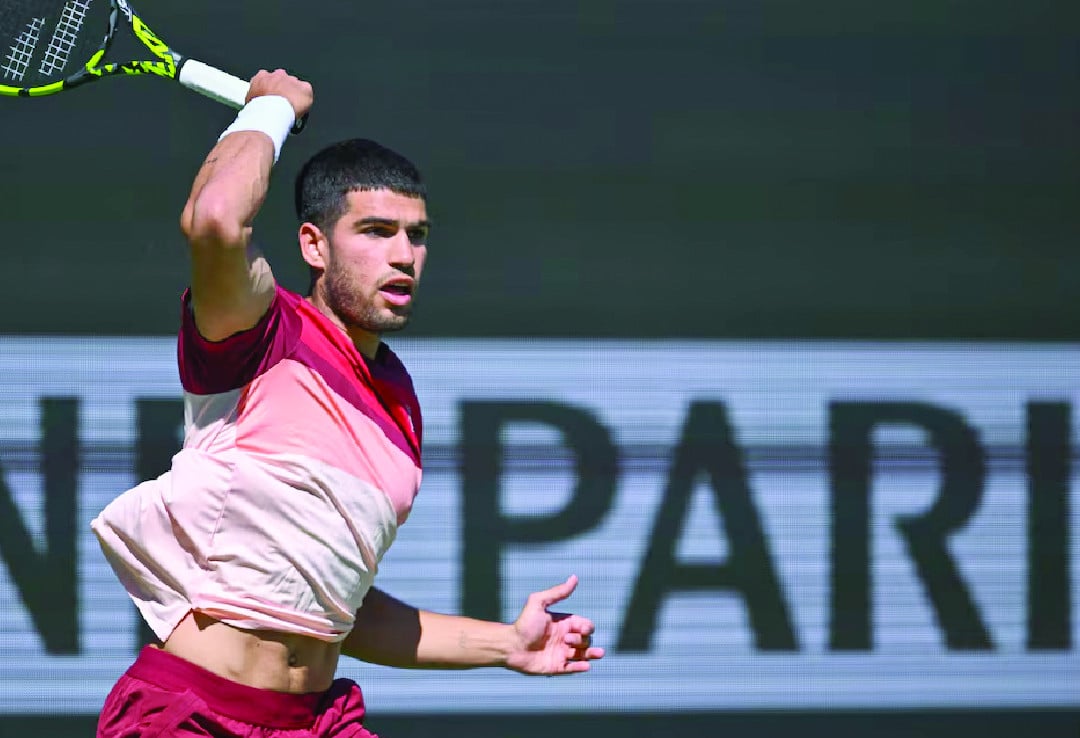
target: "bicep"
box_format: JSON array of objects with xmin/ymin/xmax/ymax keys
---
[
  {"xmin": 189, "ymin": 241, "xmax": 277, "ymax": 341},
  {"xmin": 354, "ymin": 587, "xmax": 412, "ymax": 621},
  {"xmin": 180, "ymin": 132, "xmax": 278, "ymax": 342}
]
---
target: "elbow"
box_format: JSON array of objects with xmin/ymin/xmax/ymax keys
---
[{"xmin": 180, "ymin": 191, "xmax": 246, "ymax": 248}]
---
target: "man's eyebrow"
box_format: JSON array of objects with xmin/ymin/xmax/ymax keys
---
[{"xmin": 356, "ymin": 217, "xmax": 432, "ymax": 229}]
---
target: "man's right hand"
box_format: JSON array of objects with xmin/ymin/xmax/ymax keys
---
[{"xmin": 246, "ymin": 69, "xmax": 314, "ymax": 120}]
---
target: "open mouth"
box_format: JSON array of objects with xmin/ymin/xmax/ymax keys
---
[{"xmin": 379, "ymin": 282, "xmax": 414, "ymax": 306}]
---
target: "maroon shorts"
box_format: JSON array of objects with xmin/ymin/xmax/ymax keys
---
[{"xmin": 97, "ymin": 646, "xmax": 378, "ymax": 737}]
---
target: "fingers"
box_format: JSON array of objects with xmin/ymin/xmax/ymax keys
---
[
  {"xmin": 563, "ymin": 632, "xmax": 586, "ymax": 647},
  {"xmin": 565, "ymin": 638, "xmax": 604, "ymax": 660},
  {"xmin": 530, "ymin": 574, "xmax": 579, "ymax": 610},
  {"xmin": 515, "ymin": 575, "xmax": 605, "ymax": 678},
  {"xmin": 247, "ymin": 69, "xmax": 314, "ymax": 117},
  {"xmin": 561, "ymin": 618, "xmax": 596, "ymax": 646},
  {"xmin": 563, "ymin": 614, "xmax": 594, "ymax": 635},
  {"xmin": 563, "ymin": 627, "xmax": 605, "ymax": 667},
  {"xmin": 552, "ymin": 644, "xmax": 605, "ymax": 676}
]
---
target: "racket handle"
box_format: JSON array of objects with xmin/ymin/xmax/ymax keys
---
[
  {"xmin": 178, "ymin": 60, "xmax": 308, "ymax": 134},
  {"xmin": 178, "ymin": 59, "xmax": 249, "ymax": 109}
]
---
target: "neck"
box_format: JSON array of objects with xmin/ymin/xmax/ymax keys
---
[{"xmin": 305, "ymin": 294, "xmax": 381, "ymax": 359}]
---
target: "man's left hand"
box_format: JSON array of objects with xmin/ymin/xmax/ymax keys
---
[{"xmin": 506, "ymin": 575, "xmax": 606, "ymax": 676}]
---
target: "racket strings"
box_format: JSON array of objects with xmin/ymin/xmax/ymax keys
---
[
  {"xmin": 1, "ymin": 0, "xmax": 106, "ymax": 88},
  {"xmin": 38, "ymin": 0, "xmax": 90, "ymax": 76},
  {"xmin": 1, "ymin": 14, "xmax": 43, "ymax": 82}
]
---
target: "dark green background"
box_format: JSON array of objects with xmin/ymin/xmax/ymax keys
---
[
  {"xmin": 1, "ymin": 0, "xmax": 1077, "ymax": 736},
  {"xmin": 1, "ymin": 0, "xmax": 1075, "ymax": 339}
]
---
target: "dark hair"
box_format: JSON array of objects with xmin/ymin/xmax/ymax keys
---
[{"xmin": 294, "ymin": 138, "xmax": 426, "ymax": 230}]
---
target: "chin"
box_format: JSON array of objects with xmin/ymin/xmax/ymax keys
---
[
  {"xmin": 366, "ymin": 309, "xmax": 411, "ymax": 334},
  {"xmin": 378, "ymin": 318, "xmax": 411, "ymax": 334}
]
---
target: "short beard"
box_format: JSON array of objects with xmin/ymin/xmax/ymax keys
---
[{"xmin": 323, "ymin": 262, "xmax": 412, "ymax": 334}]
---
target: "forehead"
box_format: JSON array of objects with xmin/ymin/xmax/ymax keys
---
[{"xmin": 341, "ymin": 188, "xmax": 428, "ymax": 223}]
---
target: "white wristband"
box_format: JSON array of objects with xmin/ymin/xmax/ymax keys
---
[{"xmin": 218, "ymin": 95, "xmax": 296, "ymax": 163}]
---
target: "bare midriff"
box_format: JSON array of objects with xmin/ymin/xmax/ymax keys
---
[{"xmin": 160, "ymin": 611, "xmax": 342, "ymax": 693}]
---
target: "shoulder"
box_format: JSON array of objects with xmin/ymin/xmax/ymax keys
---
[{"xmin": 177, "ymin": 284, "xmax": 305, "ymax": 394}]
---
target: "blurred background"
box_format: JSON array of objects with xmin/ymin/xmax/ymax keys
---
[{"xmin": 0, "ymin": 0, "xmax": 1077, "ymax": 736}]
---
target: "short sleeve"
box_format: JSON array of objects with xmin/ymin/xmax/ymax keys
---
[{"xmin": 177, "ymin": 286, "xmax": 302, "ymax": 394}]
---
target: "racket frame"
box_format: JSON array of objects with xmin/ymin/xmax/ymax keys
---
[{"xmin": 0, "ymin": 0, "xmax": 249, "ymax": 108}]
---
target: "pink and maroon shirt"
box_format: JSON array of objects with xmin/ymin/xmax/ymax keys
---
[{"xmin": 91, "ymin": 286, "xmax": 423, "ymax": 642}]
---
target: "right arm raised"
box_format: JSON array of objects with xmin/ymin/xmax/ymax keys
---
[{"xmin": 180, "ymin": 70, "xmax": 313, "ymax": 341}]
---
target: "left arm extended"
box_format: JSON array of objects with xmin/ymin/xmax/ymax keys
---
[{"xmin": 341, "ymin": 576, "xmax": 605, "ymax": 676}]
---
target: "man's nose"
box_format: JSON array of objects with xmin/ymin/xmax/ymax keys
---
[{"xmin": 387, "ymin": 230, "xmax": 415, "ymax": 267}]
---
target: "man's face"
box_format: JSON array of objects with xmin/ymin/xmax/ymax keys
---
[{"xmin": 317, "ymin": 188, "xmax": 429, "ymax": 336}]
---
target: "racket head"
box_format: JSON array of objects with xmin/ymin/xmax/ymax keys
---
[{"xmin": 0, "ymin": 0, "xmax": 176, "ymax": 98}]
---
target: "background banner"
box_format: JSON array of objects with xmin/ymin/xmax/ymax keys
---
[{"xmin": 1, "ymin": 338, "xmax": 1076, "ymax": 716}]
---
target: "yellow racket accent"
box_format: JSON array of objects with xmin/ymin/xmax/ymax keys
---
[
  {"xmin": 0, "ymin": 0, "xmax": 277, "ymax": 123},
  {"xmin": 0, "ymin": 1, "xmax": 177, "ymax": 97},
  {"xmin": 86, "ymin": 10, "xmax": 174, "ymax": 79},
  {"xmin": 0, "ymin": 81, "xmax": 65, "ymax": 96},
  {"xmin": 27, "ymin": 81, "xmax": 64, "ymax": 95}
]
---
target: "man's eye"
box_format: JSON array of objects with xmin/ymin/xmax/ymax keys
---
[{"xmin": 406, "ymin": 228, "xmax": 428, "ymax": 245}]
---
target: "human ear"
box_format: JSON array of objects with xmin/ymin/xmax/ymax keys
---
[{"xmin": 299, "ymin": 222, "xmax": 328, "ymax": 270}]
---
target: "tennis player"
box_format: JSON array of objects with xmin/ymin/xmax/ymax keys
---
[{"xmin": 91, "ymin": 70, "xmax": 604, "ymax": 737}]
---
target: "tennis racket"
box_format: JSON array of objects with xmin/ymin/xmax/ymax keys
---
[{"xmin": 0, "ymin": 0, "xmax": 305, "ymax": 130}]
